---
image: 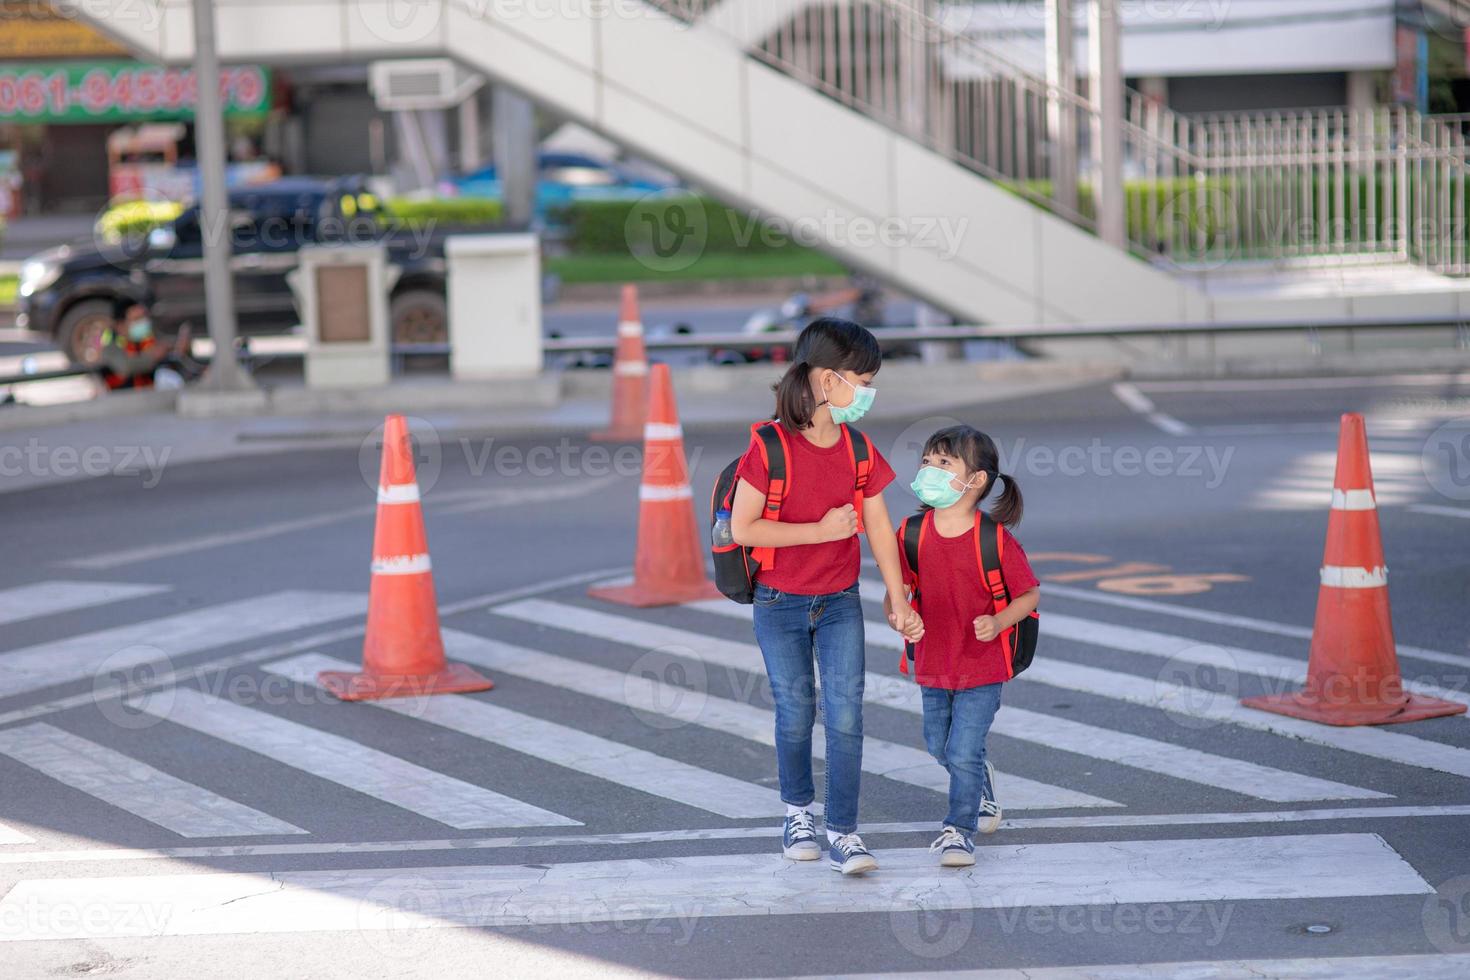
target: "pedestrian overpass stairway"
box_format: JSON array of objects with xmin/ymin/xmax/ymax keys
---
[{"xmin": 73, "ymin": 0, "xmax": 1470, "ymax": 327}]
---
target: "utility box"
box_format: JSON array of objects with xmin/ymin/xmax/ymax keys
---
[
  {"xmin": 446, "ymin": 233, "xmax": 542, "ymax": 378},
  {"xmin": 294, "ymin": 244, "xmax": 391, "ymax": 388}
]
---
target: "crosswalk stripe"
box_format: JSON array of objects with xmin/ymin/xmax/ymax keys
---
[
  {"xmin": 0, "ymin": 833, "xmax": 1431, "ymax": 941},
  {"xmin": 0, "ymin": 723, "xmax": 306, "ymax": 838},
  {"xmin": 0, "ymin": 822, "xmax": 34, "ymax": 845},
  {"xmin": 437, "ymin": 630, "xmax": 1116, "ymax": 811},
  {"xmin": 688, "ymin": 601, "xmax": 1381, "ymax": 802},
  {"xmin": 138, "ymin": 687, "xmax": 579, "ymax": 830},
  {"xmin": 0, "ymin": 591, "xmax": 367, "ymax": 702},
  {"xmin": 520, "ymin": 599, "xmax": 1383, "ymax": 804},
  {"xmin": 822, "ymin": 954, "xmax": 1470, "ymax": 980},
  {"xmin": 0, "ymin": 581, "xmax": 170, "ymax": 626},
  {"xmin": 498, "ymin": 601, "xmax": 1115, "ymax": 810},
  {"xmin": 1020, "ymin": 658, "xmax": 1470, "ymax": 779},
  {"xmin": 1041, "ymin": 611, "xmax": 1470, "ymax": 712},
  {"xmin": 265, "ymin": 653, "xmax": 788, "ymax": 820}
]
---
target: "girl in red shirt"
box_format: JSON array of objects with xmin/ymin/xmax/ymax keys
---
[
  {"xmin": 730, "ymin": 318, "xmax": 917, "ymax": 875},
  {"xmin": 890, "ymin": 424, "xmax": 1039, "ymax": 867}
]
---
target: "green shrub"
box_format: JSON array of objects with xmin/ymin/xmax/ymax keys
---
[
  {"xmin": 383, "ymin": 197, "xmax": 502, "ymax": 228},
  {"xmin": 95, "ymin": 200, "xmax": 185, "ymax": 243},
  {"xmin": 552, "ymin": 196, "xmax": 817, "ymax": 256}
]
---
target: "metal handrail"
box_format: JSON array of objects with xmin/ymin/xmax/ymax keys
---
[{"xmin": 639, "ymin": 0, "xmax": 1470, "ymax": 275}]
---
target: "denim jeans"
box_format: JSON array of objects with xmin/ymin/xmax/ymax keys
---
[
  {"xmin": 751, "ymin": 581, "xmax": 866, "ymax": 835},
  {"xmin": 920, "ymin": 682, "xmax": 1003, "ymax": 835}
]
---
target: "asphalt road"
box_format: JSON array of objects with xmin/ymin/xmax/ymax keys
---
[{"xmin": 0, "ymin": 374, "xmax": 1467, "ymax": 978}]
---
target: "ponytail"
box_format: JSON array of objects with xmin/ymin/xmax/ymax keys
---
[
  {"xmin": 769, "ymin": 317, "xmax": 882, "ymax": 430},
  {"xmin": 772, "ymin": 361, "xmax": 817, "ymax": 429},
  {"xmin": 989, "ymin": 472, "xmax": 1024, "ymax": 528}
]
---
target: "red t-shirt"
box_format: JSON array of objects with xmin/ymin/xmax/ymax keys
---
[
  {"xmin": 897, "ymin": 510, "xmax": 1039, "ymax": 690},
  {"xmin": 735, "ymin": 425, "xmax": 895, "ymax": 595}
]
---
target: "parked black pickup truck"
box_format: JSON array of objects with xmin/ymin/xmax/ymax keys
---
[{"xmin": 17, "ymin": 176, "xmax": 486, "ymax": 365}]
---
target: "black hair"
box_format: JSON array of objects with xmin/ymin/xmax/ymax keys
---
[
  {"xmin": 920, "ymin": 424, "xmax": 1024, "ymax": 528},
  {"xmin": 772, "ymin": 317, "xmax": 882, "ymax": 430}
]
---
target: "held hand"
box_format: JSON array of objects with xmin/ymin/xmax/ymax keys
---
[
  {"xmin": 816, "ymin": 504, "xmax": 858, "ymax": 543},
  {"xmin": 973, "ymin": 615, "xmax": 1001, "ymax": 642},
  {"xmin": 892, "ymin": 599, "xmax": 924, "ymax": 642}
]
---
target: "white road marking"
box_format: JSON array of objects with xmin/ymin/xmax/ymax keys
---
[
  {"xmin": 437, "ymin": 630, "xmax": 1115, "ymax": 811},
  {"xmin": 1040, "ymin": 610, "xmax": 1469, "ymax": 714},
  {"xmin": 1034, "ymin": 583, "xmax": 1470, "ymax": 670},
  {"xmin": 0, "ymin": 581, "xmax": 169, "ymax": 626},
  {"xmin": 266, "ymin": 653, "xmax": 787, "ymax": 820},
  {"xmin": 2, "ymin": 804, "xmax": 1466, "ymax": 866},
  {"xmin": 0, "ymin": 723, "xmax": 305, "ymax": 838},
  {"xmin": 0, "ymin": 822, "xmax": 35, "ymax": 845},
  {"xmin": 506, "ymin": 600, "xmax": 1382, "ymax": 803},
  {"xmin": 686, "ymin": 600, "xmax": 1381, "ymax": 802},
  {"xmin": 1021, "ymin": 658, "xmax": 1470, "ymax": 778},
  {"xmin": 1111, "ymin": 382, "xmax": 1192, "ymax": 435},
  {"xmin": 501, "ymin": 600, "xmax": 1114, "ymax": 810},
  {"xmin": 1249, "ymin": 450, "xmax": 1425, "ymax": 511},
  {"xmin": 0, "ymin": 591, "xmax": 367, "ymax": 703},
  {"xmin": 0, "ymin": 834, "xmax": 1430, "ymax": 941},
  {"xmin": 138, "ymin": 687, "xmax": 579, "ymax": 830},
  {"xmin": 0, "ymin": 566, "xmax": 627, "ymax": 731},
  {"xmin": 1411, "ymin": 503, "xmax": 1470, "ymax": 520}
]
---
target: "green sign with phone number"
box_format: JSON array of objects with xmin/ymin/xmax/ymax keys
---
[{"xmin": 0, "ymin": 61, "xmax": 271, "ymax": 124}]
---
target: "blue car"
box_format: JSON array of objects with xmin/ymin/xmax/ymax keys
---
[{"xmin": 451, "ymin": 151, "xmax": 677, "ymax": 222}]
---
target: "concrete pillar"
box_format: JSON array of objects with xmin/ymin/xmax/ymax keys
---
[
  {"xmin": 1088, "ymin": 0, "xmax": 1125, "ymax": 248},
  {"xmin": 1347, "ymin": 70, "xmax": 1377, "ymax": 113},
  {"xmin": 1138, "ymin": 75, "xmax": 1168, "ymax": 106},
  {"xmin": 493, "ymin": 86, "xmax": 537, "ymax": 228},
  {"xmin": 1045, "ymin": 0, "xmax": 1078, "ymax": 215},
  {"xmin": 458, "ymin": 91, "xmax": 483, "ymax": 173}
]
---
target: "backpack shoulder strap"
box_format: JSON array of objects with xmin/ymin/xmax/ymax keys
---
[
  {"xmin": 750, "ymin": 422, "xmax": 790, "ymax": 570},
  {"xmin": 841, "ymin": 425, "xmax": 874, "ymax": 533},
  {"xmin": 900, "ymin": 512, "xmax": 924, "ymax": 581},
  {"xmin": 974, "ymin": 512, "xmax": 1011, "ymax": 609}
]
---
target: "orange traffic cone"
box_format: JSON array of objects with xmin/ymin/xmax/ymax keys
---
[
  {"xmin": 590, "ymin": 283, "xmax": 649, "ymax": 442},
  {"xmin": 319, "ymin": 414, "xmax": 494, "ymax": 701},
  {"xmin": 1241, "ymin": 413, "xmax": 1465, "ymax": 726},
  {"xmin": 590, "ymin": 363, "xmax": 721, "ymax": 607}
]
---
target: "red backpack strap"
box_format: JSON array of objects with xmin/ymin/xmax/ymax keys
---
[
  {"xmin": 973, "ymin": 511, "xmax": 1018, "ymax": 675},
  {"xmin": 751, "ymin": 422, "xmax": 790, "ymax": 570},
  {"xmin": 841, "ymin": 425, "xmax": 874, "ymax": 533}
]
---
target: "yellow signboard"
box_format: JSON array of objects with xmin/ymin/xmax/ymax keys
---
[{"xmin": 0, "ymin": 3, "xmax": 128, "ymax": 60}]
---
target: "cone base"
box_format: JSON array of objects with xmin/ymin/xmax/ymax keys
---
[
  {"xmin": 1241, "ymin": 689, "xmax": 1467, "ymax": 727},
  {"xmin": 318, "ymin": 663, "xmax": 494, "ymax": 702},
  {"xmin": 589, "ymin": 426, "xmax": 645, "ymax": 443},
  {"xmin": 588, "ymin": 578, "xmax": 722, "ymax": 608}
]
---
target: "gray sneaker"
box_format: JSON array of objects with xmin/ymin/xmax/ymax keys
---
[{"xmin": 782, "ymin": 810, "xmax": 820, "ymax": 860}]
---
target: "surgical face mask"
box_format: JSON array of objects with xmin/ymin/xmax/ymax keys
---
[
  {"xmin": 128, "ymin": 319, "xmax": 153, "ymax": 342},
  {"xmin": 826, "ymin": 371, "xmax": 876, "ymax": 424},
  {"xmin": 910, "ymin": 465, "xmax": 978, "ymax": 509}
]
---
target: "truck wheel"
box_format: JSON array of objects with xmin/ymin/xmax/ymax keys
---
[
  {"xmin": 391, "ymin": 289, "xmax": 448, "ymax": 345},
  {"xmin": 57, "ymin": 300, "xmax": 117, "ymax": 366}
]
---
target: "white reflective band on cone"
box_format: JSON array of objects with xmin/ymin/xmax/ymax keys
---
[
  {"xmin": 617, "ymin": 322, "xmax": 644, "ymax": 337},
  {"xmin": 1320, "ymin": 565, "xmax": 1388, "ymax": 588},
  {"xmin": 1331, "ymin": 488, "xmax": 1376, "ymax": 511},
  {"xmin": 377, "ymin": 483, "xmax": 421, "ymax": 504},
  {"xmin": 640, "ymin": 484, "xmax": 693, "ymax": 501},
  {"xmin": 372, "ymin": 554, "xmax": 433, "ymax": 575},
  {"xmin": 614, "ymin": 361, "xmax": 649, "ymax": 377},
  {"xmin": 645, "ymin": 422, "xmax": 683, "ymax": 441}
]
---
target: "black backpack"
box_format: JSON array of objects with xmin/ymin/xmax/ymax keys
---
[
  {"xmin": 710, "ymin": 421, "xmax": 874, "ymax": 603},
  {"xmin": 898, "ymin": 509, "xmax": 1039, "ymax": 678}
]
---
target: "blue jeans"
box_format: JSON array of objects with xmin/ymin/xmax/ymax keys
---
[
  {"xmin": 751, "ymin": 581, "xmax": 866, "ymax": 835},
  {"xmin": 921, "ymin": 682, "xmax": 1003, "ymax": 835}
]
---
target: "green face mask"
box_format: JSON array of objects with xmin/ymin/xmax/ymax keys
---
[
  {"xmin": 826, "ymin": 372, "xmax": 875, "ymax": 424},
  {"xmin": 910, "ymin": 465, "xmax": 978, "ymax": 509}
]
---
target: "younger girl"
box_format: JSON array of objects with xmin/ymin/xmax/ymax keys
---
[
  {"xmin": 889, "ymin": 424, "xmax": 1039, "ymax": 867},
  {"xmin": 729, "ymin": 318, "xmax": 918, "ymax": 876}
]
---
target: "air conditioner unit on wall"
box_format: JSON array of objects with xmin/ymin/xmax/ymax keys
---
[{"xmin": 369, "ymin": 59, "xmax": 484, "ymax": 111}]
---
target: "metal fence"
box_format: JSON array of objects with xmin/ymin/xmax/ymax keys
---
[{"xmin": 648, "ymin": 0, "xmax": 1470, "ymax": 275}]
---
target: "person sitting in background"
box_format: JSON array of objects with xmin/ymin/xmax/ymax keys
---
[{"xmin": 99, "ymin": 304, "xmax": 195, "ymax": 391}]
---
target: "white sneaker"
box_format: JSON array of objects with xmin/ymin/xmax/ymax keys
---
[
  {"xmin": 978, "ymin": 760, "xmax": 1002, "ymax": 834},
  {"xmin": 930, "ymin": 825, "xmax": 975, "ymax": 867},
  {"xmin": 782, "ymin": 809, "xmax": 820, "ymax": 860}
]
